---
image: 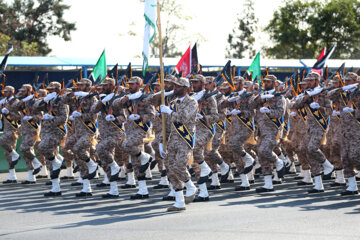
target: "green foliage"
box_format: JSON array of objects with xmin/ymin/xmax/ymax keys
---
[
  {"xmin": 0, "ymin": 33, "xmax": 39, "ymax": 56},
  {"xmin": 0, "ymin": 0, "xmax": 76, "ymax": 55},
  {"xmin": 226, "ymin": 0, "xmax": 258, "ymax": 59},
  {"xmin": 265, "ymin": 0, "xmax": 360, "ymax": 59}
]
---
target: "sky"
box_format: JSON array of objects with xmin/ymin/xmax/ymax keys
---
[{"xmin": 48, "ymin": 0, "xmax": 284, "ymax": 63}]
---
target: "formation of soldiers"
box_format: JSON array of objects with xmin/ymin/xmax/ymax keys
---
[{"xmin": 1, "ymin": 70, "xmax": 360, "ymax": 212}]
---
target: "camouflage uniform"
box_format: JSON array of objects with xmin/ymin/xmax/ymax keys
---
[
  {"xmin": 249, "ymin": 90, "xmax": 285, "ymax": 176},
  {"xmin": 0, "ymin": 94, "xmax": 21, "ymax": 169}
]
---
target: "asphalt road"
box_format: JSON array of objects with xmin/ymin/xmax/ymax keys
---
[{"xmin": 0, "ymin": 170, "xmax": 359, "ymax": 240}]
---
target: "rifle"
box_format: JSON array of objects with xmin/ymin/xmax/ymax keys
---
[
  {"xmin": 197, "ymin": 89, "xmax": 219, "ymax": 112},
  {"xmin": 131, "ymin": 73, "xmax": 158, "ymax": 114}
]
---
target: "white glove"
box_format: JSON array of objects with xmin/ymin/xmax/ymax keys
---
[
  {"xmin": 74, "ymin": 91, "xmax": 89, "ymax": 97},
  {"xmin": 290, "ymin": 112, "xmax": 297, "ymax": 117},
  {"xmin": 22, "ymin": 95, "xmax": 34, "ymax": 102},
  {"xmin": 128, "ymin": 92, "xmax": 143, "ymax": 100},
  {"xmin": 231, "ymin": 109, "xmax": 241, "ymax": 115},
  {"xmin": 260, "ymin": 107, "xmax": 271, "ymax": 114},
  {"xmin": 128, "ymin": 114, "xmax": 140, "ymax": 121},
  {"xmin": 228, "ymin": 96, "xmax": 238, "ymax": 102},
  {"xmin": 102, "ymin": 93, "xmax": 114, "ymax": 103},
  {"xmin": 308, "ymin": 88, "xmax": 322, "ymax": 96},
  {"xmin": 159, "ymin": 143, "xmax": 167, "ymax": 159},
  {"xmin": 310, "ymin": 102, "xmax": 320, "ymax": 109},
  {"xmin": 44, "ymin": 92, "xmax": 57, "ymax": 102},
  {"xmin": 105, "ymin": 114, "xmax": 116, "ymax": 121},
  {"xmin": 69, "ymin": 115, "xmax": 75, "ymax": 121},
  {"xmin": 196, "ymin": 113, "xmax": 204, "ymax": 119},
  {"xmin": 72, "ymin": 110, "xmax": 82, "ymax": 118},
  {"xmin": 160, "ymin": 105, "xmax": 173, "ymax": 115},
  {"xmin": 261, "ymin": 94, "xmax": 274, "ymax": 99},
  {"xmin": 343, "ymin": 107, "xmax": 354, "ymax": 113},
  {"xmin": 155, "ymin": 90, "xmax": 174, "ymax": 97},
  {"xmin": 43, "ymin": 113, "xmax": 54, "ymax": 120},
  {"xmin": 342, "ymin": 83, "xmax": 358, "ymax": 91},
  {"xmin": 155, "ymin": 111, "xmax": 161, "ymax": 117},
  {"xmin": 1, "ymin": 108, "xmax": 9, "ymax": 115},
  {"xmin": 23, "ymin": 116, "xmax": 32, "ymax": 121},
  {"xmin": 332, "ymin": 110, "xmax": 340, "ymax": 116}
]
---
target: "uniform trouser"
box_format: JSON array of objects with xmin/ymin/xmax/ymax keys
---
[
  {"xmin": 219, "ymin": 128, "xmax": 234, "ymax": 165},
  {"xmin": 192, "ymin": 127, "xmax": 213, "ymax": 179},
  {"xmin": 151, "ymin": 133, "xmax": 164, "ymax": 174},
  {"xmin": 304, "ymin": 128, "xmax": 327, "ymax": 176},
  {"xmin": 73, "ymin": 134, "xmax": 95, "ymax": 179},
  {"xmin": 114, "ymin": 143, "xmax": 131, "ymax": 173},
  {"xmin": 296, "ymin": 132, "xmax": 311, "ymax": 170},
  {"xmin": 34, "ymin": 141, "xmax": 46, "ymax": 165},
  {"xmin": 62, "ymin": 132, "xmax": 76, "ymax": 168},
  {"xmin": 342, "ymin": 131, "xmax": 360, "ymax": 178},
  {"xmin": 327, "ymin": 133, "xmax": 342, "ymax": 170},
  {"xmin": 0, "ymin": 131, "xmax": 18, "ymax": 168},
  {"xmin": 205, "ymin": 128, "xmax": 225, "ymax": 173},
  {"xmin": 230, "ymin": 127, "xmax": 252, "ymax": 174},
  {"xmin": 166, "ymin": 134, "xmax": 192, "ymax": 190},
  {"xmin": 122, "ymin": 130, "xmax": 146, "ymax": 179},
  {"xmin": 97, "ymin": 134, "xmax": 124, "ymax": 179},
  {"xmin": 257, "ymin": 133, "xmax": 278, "ymax": 175},
  {"xmin": 20, "ymin": 133, "xmax": 37, "ymax": 170}
]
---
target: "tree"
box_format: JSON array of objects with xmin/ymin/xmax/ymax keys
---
[
  {"xmin": 265, "ymin": 0, "xmax": 360, "ymax": 59},
  {"xmin": 226, "ymin": 0, "xmax": 258, "ymax": 59},
  {"xmin": 0, "ymin": 33, "xmax": 39, "ymax": 56},
  {"xmin": 0, "ymin": 0, "xmax": 76, "ymax": 55},
  {"xmin": 264, "ymin": 0, "xmax": 318, "ymax": 59}
]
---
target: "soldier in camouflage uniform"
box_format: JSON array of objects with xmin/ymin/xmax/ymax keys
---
[
  {"xmin": 249, "ymin": 75, "xmax": 285, "ymax": 193},
  {"xmin": 221, "ymin": 77, "xmax": 256, "ymax": 191},
  {"xmin": 204, "ymin": 77, "xmax": 230, "ymax": 190},
  {"xmin": 0, "ymin": 86, "xmax": 21, "ymax": 183},
  {"xmin": 189, "ymin": 74, "xmax": 218, "ymax": 202},
  {"xmin": 14, "ymin": 84, "xmax": 43, "ymax": 184},
  {"xmin": 92, "ymin": 78, "xmax": 126, "ymax": 198},
  {"xmin": 63, "ymin": 78, "xmax": 98, "ymax": 197},
  {"xmin": 327, "ymin": 72, "xmax": 360, "ymax": 195},
  {"xmin": 160, "ymin": 77, "xmax": 198, "ymax": 211},
  {"xmin": 36, "ymin": 81, "xmax": 69, "ymax": 197},
  {"xmin": 112, "ymin": 76, "xmax": 155, "ymax": 199},
  {"xmin": 294, "ymin": 72, "xmax": 333, "ymax": 193}
]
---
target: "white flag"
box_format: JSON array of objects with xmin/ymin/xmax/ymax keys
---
[{"xmin": 142, "ymin": 0, "xmax": 157, "ymax": 76}]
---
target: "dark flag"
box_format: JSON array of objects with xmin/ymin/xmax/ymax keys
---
[
  {"xmin": 312, "ymin": 44, "xmax": 336, "ymax": 70},
  {"xmin": 107, "ymin": 63, "xmax": 118, "ymax": 79},
  {"xmin": 0, "ymin": 45, "xmax": 13, "ymax": 77},
  {"xmin": 214, "ymin": 60, "xmax": 235, "ymax": 90},
  {"xmin": 191, "ymin": 42, "xmax": 198, "ymax": 73}
]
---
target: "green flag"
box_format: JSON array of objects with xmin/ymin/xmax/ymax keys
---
[
  {"xmin": 247, "ymin": 51, "xmax": 261, "ymax": 83},
  {"xmin": 91, "ymin": 49, "xmax": 107, "ymax": 83}
]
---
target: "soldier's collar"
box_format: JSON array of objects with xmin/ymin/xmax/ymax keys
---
[{"xmin": 176, "ymin": 96, "xmax": 186, "ymax": 103}]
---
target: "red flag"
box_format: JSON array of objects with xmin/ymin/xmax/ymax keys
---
[
  {"xmin": 176, "ymin": 46, "xmax": 191, "ymax": 76},
  {"xmin": 317, "ymin": 47, "xmax": 326, "ymax": 61}
]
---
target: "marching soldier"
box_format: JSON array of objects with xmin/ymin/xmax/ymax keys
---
[
  {"xmin": 294, "ymin": 72, "xmax": 333, "ymax": 193},
  {"xmin": 249, "ymin": 75, "xmax": 285, "ymax": 193},
  {"xmin": 204, "ymin": 76, "xmax": 230, "ymax": 190},
  {"xmin": 160, "ymin": 77, "xmax": 198, "ymax": 211},
  {"xmin": 92, "ymin": 78, "xmax": 125, "ymax": 198},
  {"xmin": 222, "ymin": 77, "xmax": 256, "ymax": 191},
  {"xmin": 328, "ymin": 72, "xmax": 360, "ymax": 195},
  {"xmin": 15, "ymin": 84, "xmax": 43, "ymax": 184},
  {"xmin": 66, "ymin": 78, "xmax": 98, "ymax": 197},
  {"xmin": 112, "ymin": 76, "xmax": 155, "ymax": 199},
  {"xmin": 36, "ymin": 81, "xmax": 69, "ymax": 197},
  {"xmin": 0, "ymin": 86, "xmax": 21, "ymax": 183},
  {"xmin": 190, "ymin": 74, "xmax": 218, "ymax": 202}
]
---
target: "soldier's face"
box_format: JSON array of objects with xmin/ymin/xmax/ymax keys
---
[
  {"xmin": 205, "ymin": 82, "xmax": 214, "ymax": 91},
  {"xmin": 102, "ymin": 84, "xmax": 113, "ymax": 94},
  {"xmin": 173, "ymin": 84, "xmax": 186, "ymax": 97},
  {"xmin": 154, "ymin": 85, "xmax": 161, "ymax": 92},
  {"xmin": 79, "ymin": 84, "xmax": 90, "ymax": 92},
  {"xmin": 2, "ymin": 91, "xmax": 9, "ymax": 98},
  {"xmin": 307, "ymin": 79, "xmax": 315, "ymax": 88},
  {"xmin": 236, "ymin": 82, "xmax": 244, "ymax": 91},
  {"xmin": 300, "ymin": 84, "xmax": 307, "ymax": 91},
  {"xmin": 164, "ymin": 81, "xmax": 173, "ymax": 92},
  {"xmin": 264, "ymin": 80, "xmax": 274, "ymax": 90},
  {"xmin": 129, "ymin": 83, "xmax": 139, "ymax": 93},
  {"xmin": 191, "ymin": 80, "xmax": 203, "ymax": 92}
]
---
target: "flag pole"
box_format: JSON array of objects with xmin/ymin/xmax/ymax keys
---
[{"xmin": 157, "ymin": 0, "xmax": 167, "ymax": 149}]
